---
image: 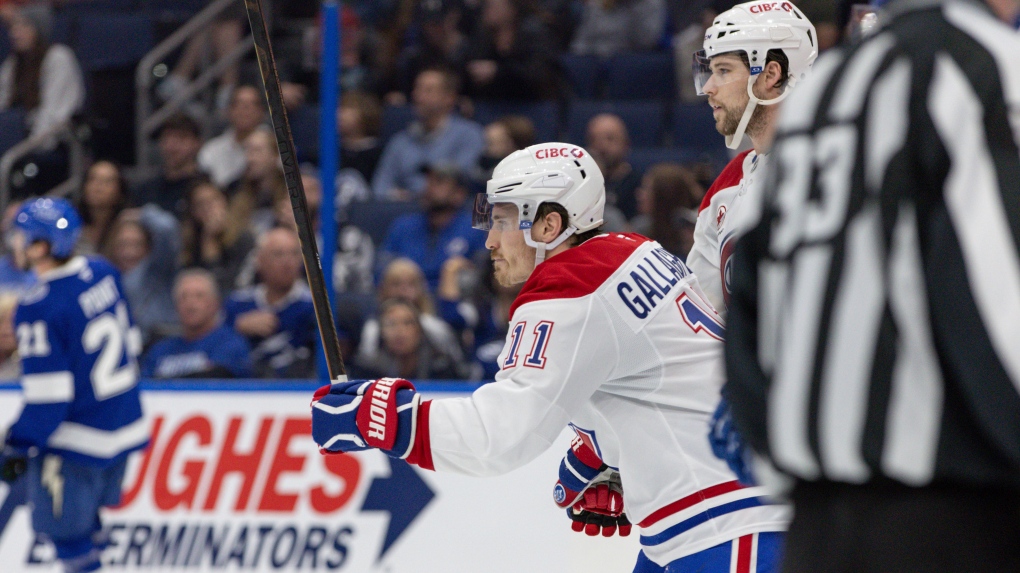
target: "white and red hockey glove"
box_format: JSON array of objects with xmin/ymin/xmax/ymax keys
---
[
  {"xmin": 553, "ymin": 435, "xmax": 632, "ymax": 537},
  {"xmin": 310, "ymin": 378, "xmax": 433, "ymax": 468}
]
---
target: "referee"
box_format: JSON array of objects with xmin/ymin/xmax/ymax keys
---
[{"xmin": 723, "ymin": 0, "xmax": 1020, "ymax": 571}]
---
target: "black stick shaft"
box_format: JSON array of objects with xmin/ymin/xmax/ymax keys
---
[{"xmin": 243, "ymin": 0, "xmax": 347, "ymax": 381}]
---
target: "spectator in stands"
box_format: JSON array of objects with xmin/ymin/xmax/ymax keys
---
[
  {"xmin": 380, "ymin": 162, "xmax": 487, "ymax": 290},
  {"xmin": 273, "ymin": 169, "xmax": 322, "ymax": 235},
  {"xmin": 464, "ymin": 0, "xmax": 560, "ymax": 101},
  {"xmin": 106, "ymin": 205, "xmax": 180, "ymax": 345},
  {"xmin": 338, "ymin": 91, "xmax": 384, "ymax": 184},
  {"xmin": 389, "ymin": 0, "xmax": 470, "ymax": 103},
  {"xmin": 0, "ymin": 292, "xmax": 19, "ymax": 380},
  {"xmin": 229, "ymin": 127, "xmax": 289, "ymax": 236},
  {"xmin": 0, "ymin": 201, "xmax": 34, "ymax": 295},
  {"xmin": 571, "ymin": 0, "xmax": 667, "ymax": 57},
  {"xmin": 629, "ymin": 163, "xmax": 703, "ymax": 258},
  {"xmin": 358, "ymin": 257, "xmax": 463, "ymax": 369},
  {"xmin": 131, "ymin": 113, "xmax": 205, "ymax": 219},
  {"xmin": 438, "ymin": 257, "xmax": 521, "ymax": 379},
  {"xmin": 142, "ymin": 269, "xmax": 251, "ymax": 379},
  {"xmin": 587, "ymin": 113, "xmax": 641, "ymax": 220},
  {"xmin": 372, "ymin": 68, "xmax": 485, "ymax": 200},
  {"xmin": 180, "ymin": 180, "xmax": 256, "ymax": 296},
  {"xmin": 224, "ymin": 228, "xmax": 317, "ymax": 379},
  {"xmin": 77, "ymin": 160, "xmax": 128, "ymax": 256},
  {"xmin": 0, "ymin": 4, "xmax": 84, "ymax": 197},
  {"xmin": 354, "ymin": 298, "xmax": 469, "ymax": 380},
  {"xmin": 156, "ymin": 7, "xmax": 244, "ymax": 114},
  {"xmin": 473, "ymin": 115, "xmax": 535, "ymax": 187},
  {"xmin": 198, "ymin": 85, "xmax": 267, "ymax": 188}
]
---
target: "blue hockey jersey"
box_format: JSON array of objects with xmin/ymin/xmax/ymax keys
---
[
  {"xmin": 223, "ymin": 283, "xmax": 317, "ymax": 378},
  {"xmin": 141, "ymin": 325, "xmax": 252, "ymax": 379},
  {"xmin": 9, "ymin": 256, "xmax": 147, "ymax": 466}
]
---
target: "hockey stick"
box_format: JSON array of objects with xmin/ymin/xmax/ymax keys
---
[{"xmin": 242, "ymin": 0, "xmax": 348, "ymax": 382}]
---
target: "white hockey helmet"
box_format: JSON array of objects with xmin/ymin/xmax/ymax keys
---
[
  {"xmin": 473, "ymin": 142, "xmax": 605, "ymax": 264},
  {"xmin": 694, "ymin": 0, "xmax": 818, "ymax": 149}
]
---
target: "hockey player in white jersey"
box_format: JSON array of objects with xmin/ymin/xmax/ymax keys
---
[
  {"xmin": 311, "ymin": 142, "xmax": 788, "ymax": 572},
  {"xmin": 683, "ymin": 1, "xmax": 818, "ymax": 485},
  {"xmin": 686, "ymin": 0, "xmax": 818, "ymax": 314}
]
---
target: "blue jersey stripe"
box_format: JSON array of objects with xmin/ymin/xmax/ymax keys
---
[{"xmin": 640, "ymin": 497, "xmax": 766, "ymax": 546}]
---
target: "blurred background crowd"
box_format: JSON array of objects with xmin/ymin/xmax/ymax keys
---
[{"xmin": 0, "ymin": 0, "xmax": 860, "ymax": 381}]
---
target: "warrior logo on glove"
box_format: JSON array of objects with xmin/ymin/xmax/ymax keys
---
[{"xmin": 310, "ymin": 378, "xmax": 433, "ymax": 469}]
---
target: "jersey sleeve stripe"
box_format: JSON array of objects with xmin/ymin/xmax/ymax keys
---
[
  {"xmin": 639, "ymin": 497, "xmax": 766, "ymax": 546},
  {"xmin": 46, "ymin": 417, "xmax": 149, "ymax": 459},
  {"xmin": 638, "ymin": 480, "xmax": 743, "ymax": 527},
  {"xmin": 21, "ymin": 372, "xmax": 74, "ymax": 403}
]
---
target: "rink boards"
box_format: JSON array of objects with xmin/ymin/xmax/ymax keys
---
[{"xmin": 0, "ymin": 381, "xmax": 639, "ymax": 572}]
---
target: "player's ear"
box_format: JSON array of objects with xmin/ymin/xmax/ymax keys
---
[
  {"xmin": 536, "ymin": 210, "xmax": 565, "ymax": 242},
  {"xmin": 762, "ymin": 60, "xmax": 784, "ymax": 93}
]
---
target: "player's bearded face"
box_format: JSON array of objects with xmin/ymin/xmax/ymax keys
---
[
  {"xmin": 705, "ymin": 55, "xmax": 759, "ymax": 137},
  {"xmin": 486, "ymin": 203, "xmax": 536, "ymax": 287}
]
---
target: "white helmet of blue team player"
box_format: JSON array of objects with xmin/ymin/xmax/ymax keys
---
[
  {"xmin": 693, "ymin": 0, "xmax": 818, "ymax": 149},
  {"xmin": 473, "ymin": 142, "xmax": 605, "ymax": 264}
]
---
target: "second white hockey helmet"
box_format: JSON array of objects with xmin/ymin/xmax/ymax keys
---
[
  {"xmin": 473, "ymin": 142, "xmax": 605, "ymax": 263},
  {"xmin": 694, "ymin": 0, "xmax": 818, "ymax": 148}
]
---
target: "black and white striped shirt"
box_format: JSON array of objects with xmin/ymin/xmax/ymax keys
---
[{"xmin": 725, "ymin": 0, "xmax": 1020, "ymax": 488}]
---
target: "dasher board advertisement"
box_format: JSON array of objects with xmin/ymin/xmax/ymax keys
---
[{"xmin": 0, "ymin": 381, "xmax": 639, "ymax": 572}]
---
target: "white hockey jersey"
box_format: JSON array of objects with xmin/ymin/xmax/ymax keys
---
[
  {"xmin": 686, "ymin": 150, "xmax": 768, "ymax": 317},
  {"xmin": 408, "ymin": 233, "xmax": 787, "ymax": 566}
]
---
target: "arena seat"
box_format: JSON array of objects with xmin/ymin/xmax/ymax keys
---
[
  {"xmin": 289, "ymin": 104, "xmax": 320, "ymax": 165},
  {"xmin": 566, "ymin": 100, "xmax": 665, "ymax": 147},
  {"xmin": 75, "ymin": 13, "xmax": 154, "ymax": 71},
  {"xmin": 559, "ymin": 54, "xmax": 603, "ymax": 99},
  {"xmin": 672, "ymin": 102, "xmax": 729, "ymax": 167},
  {"xmin": 605, "ymin": 53, "xmax": 675, "ymax": 100},
  {"xmin": 0, "ymin": 109, "xmax": 27, "ymax": 158},
  {"xmin": 628, "ymin": 147, "xmax": 701, "ymax": 175},
  {"xmin": 344, "ymin": 200, "xmax": 421, "ymax": 248},
  {"xmin": 473, "ymin": 100, "xmax": 559, "ymax": 143}
]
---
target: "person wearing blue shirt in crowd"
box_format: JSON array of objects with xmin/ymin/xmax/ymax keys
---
[
  {"xmin": 224, "ymin": 227, "xmax": 317, "ymax": 378},
  {"xmin": 0, "ymin": 198, "xmax": 147, "ymax": 573},
  {"xmin": 379, "ymin": 162, "xmax": 487, "ymax": 290},
  {"xmin": 142, "ymin": 268, "xmax": 251, "ymax": 378},
  {"xmin": 371, "ymin": 67, "xmax": 485, "ymax": 200}
]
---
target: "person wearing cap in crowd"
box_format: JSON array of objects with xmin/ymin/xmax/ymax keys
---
[
  {"xmin": 130, "ymin": 113, "xmax": 206, "ymax": 219},
  {"xmin": 378, "ymin": 162, "xmax": 487, "ymax": 291},
  {"xmin": 371, "ymin": 67, "xmax": 485, "ymax": 200}
]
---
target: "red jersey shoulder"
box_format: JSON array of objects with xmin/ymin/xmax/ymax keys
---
[
  {"xmin": 698, "ymin": 149, "xmax": 753, "ymax": 213},
  {"xmin": 509, "ymin": 233, "xmax": 650, "ymax": 318}
]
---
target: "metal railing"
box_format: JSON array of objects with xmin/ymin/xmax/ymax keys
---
[
  {"xmin": 135, "ymin": 0, "xmax": 256, "ymax": 170},
  {"xmin": 0, "ymin": 122, "xmax": 86, "ymax": 210}
]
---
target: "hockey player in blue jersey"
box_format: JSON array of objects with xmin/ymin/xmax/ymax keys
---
[{"xmin": 0, "ymin": 198, "xmax": 148, "ymax": 573}]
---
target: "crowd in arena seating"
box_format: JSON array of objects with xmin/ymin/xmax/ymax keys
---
[{"xmin": 0, "ymin": 0, "xmax": 850, "ymax": 381}]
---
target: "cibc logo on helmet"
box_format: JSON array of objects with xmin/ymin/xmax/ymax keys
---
[
  {"xmin": 749, "ymin": 2, "xmax": 794, "ymax": 13},
  {"xmin": 534, "ymin": 147, "xmax": 584, "ymax": 160}
]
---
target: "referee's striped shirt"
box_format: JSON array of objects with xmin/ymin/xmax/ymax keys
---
[{"xmin": 725, "ymin": 0, "xmax": 1020, "ymax": 488}]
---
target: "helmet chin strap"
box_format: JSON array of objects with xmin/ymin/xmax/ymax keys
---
[
  {"xmin": 725, "ymin": 74, "xmax": 795, "ymax": 150},
  {"xmin": 524, "ymin": 227, "xmax": 576, "ymax": 265}
]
